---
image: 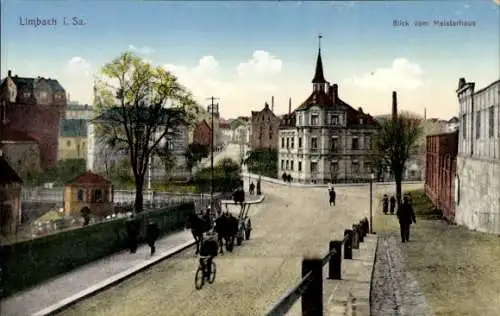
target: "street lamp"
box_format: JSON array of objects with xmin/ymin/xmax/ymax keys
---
[
  {"xmin": 369, "ymin": 173, "xmax": 375, "ymax": 234},
  {"xmin": 207, "ymin": 97, "xmax": 219, "ymax": 211}
]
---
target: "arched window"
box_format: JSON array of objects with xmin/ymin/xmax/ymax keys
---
[{"xmin": 77, "ymin": 189, "xmax": 84, "ymax": 201}]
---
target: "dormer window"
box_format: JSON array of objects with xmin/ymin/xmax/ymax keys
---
[
  {"xmin": 331, "ymin": 115, "xmax": 339, "ymax": 125},
  {"xmin": 311, "ymin": 114, "xmax": 319, "ymax": 126},
  {"xmin": 359, "ymin": 118, "xmax": 363, "ymax": 125}
]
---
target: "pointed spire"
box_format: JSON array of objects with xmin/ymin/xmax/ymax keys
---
[{"xmin": 312, "ymin": 34, "xmax": 326, "ymax": 84}]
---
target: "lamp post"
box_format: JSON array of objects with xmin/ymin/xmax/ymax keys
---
[
  {"xmin": 207, "ymin": 97, "xmax": 219, "ymax": 210},
  {"xmin": 369, "ymin": 173, "xmax": 375, "ymax": 234}
]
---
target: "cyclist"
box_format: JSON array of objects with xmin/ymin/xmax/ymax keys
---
[{"xmin": 198, "ymin": 230, "xmax": 218, "ymax": 278}]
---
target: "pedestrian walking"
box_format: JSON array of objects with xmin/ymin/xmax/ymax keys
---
[
  {"xmin": 249, "ymin": 182, "xmax": 255, "ymax": 195},
  {"xmin": 146, "ymin": 220, "xmax": 160, "ymax": 256},
  {"xmin": 389, "ymin": 195, "xmax": 396, "ymax": 215},
  {"xmin": 397, "ymin": 196, "xmax": 416, "ymax": 243},
  {"xmin": 382, "ymin": 194, "xmax": 389, "ymax": 214},
  {"xmin": 329, "ymin": 188, "xmax": 336, "ymax": 206}
]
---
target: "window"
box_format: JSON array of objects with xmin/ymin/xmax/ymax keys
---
[
  {"xmin": 330, "ymin": 161, "xmax": 339, "ymax": 173},
  {"xmin": 364, "ymin": 162, "xmax": 372, "ymax": 172},
  {"xmin": 298, "ymin": 161, "xmax": 302, "ymax": 172},
  {"xmin": 281, "ymin": 137, "xmax": 285, "ymax": 148},
  {"xmin": 291, "ymin": 137, "xmax": 295, "ymax": 148},
  {"xmin": 489, "ymin": 106, "xmax": 495, "ymax": 138},
  {"xmin": 269, "ymin": 126, "xmax": 273, "ymax": 139},
  {"xmin": 93, "ymin": 189, "xmax": 103, "ymax": 202},
  {"xmin": 352, "ymin": 138, "xmax": 359, "ymax": 150},
  {"xmin": 352, "ymin": 161, "xmax": 359, "ymax": 173},
  {"xmin": 66, "ymin": 140, "xmax": 71, "ymax": 147},
  {"xmin": 286, "ymin": 160, "xmax": 289, "ymax": 170},
  {"xmin": 298, "ymin": 137, "xmax": 302, "ymax": 148},
  {"xmin": 290, "ymin": 161, "xmax": 294, "ymax": 171},
  {"xmin": 286, "ymin": 138, "xmax": 290, "ymax": 148},
  {"xmin": 476, "ymin": 112, "xmax": 481, "ymax": 139},
  {"xmin": 331, "ymin": 115, "xmax": 339, "ymax": 125},
  {"xmin": 310, "ymin": 162, "xmax": 318, "ymax": 172},
  {"xmin": 77, "ymin": 189, "xmax": 84, "ymax": 201},
  {"xmin": 311, "ymin": 114, "xmax": 319, "ymax": 126},
  {"xmin": 23, "ymin": 91, "xmax": 30, "ymax": 98},
  {"xmin": 330, "ymin": 137, "xmax": 339, "ymax": 151},
  {"xmin": 359, "ymin": 118, "xmax": 363, "ymax": 125},
  {"xmin": 462, "ymin": 114, "xmax": 467, "ymax": 138},
  {"xmin": 40, "ymin": 91, "xmax": 48, "ymax": 98},
  {"xmin": 311, "ymin": 137, "xmax": 318, "ymax": 150},
  {"xmin": 365, "ymin": 137, "xmax": 372, "ymax": 149},
  {"xmin": 298, "ymin": 115, "xmax": 303, "ymax": 125},
  {"xmin": 281, "ymin": 160, "xmax": 284, "ymax": 169}
]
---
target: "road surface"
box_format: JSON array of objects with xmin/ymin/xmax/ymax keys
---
[{"xmin": 59, "ymin": 179, "xmax": 422, "ymax": 316}]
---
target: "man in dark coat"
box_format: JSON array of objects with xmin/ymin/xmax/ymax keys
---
[
  {"xmin": 397, "ymin": 196, "xmax": 416, "ymax": 243},
  {"xmin": 146, "ymin": 220, "xmax": 160, "ymax": 256},
  {"xmin": 389, "ymin": 196, "xmax": 396, "ymax": 215},
  {"xmin": 329, "ymin": 188, "xmax": 336, "ymax": 206},
  {"xmin": 382, "ymin": 194, "xmax": 389, "ymax": 214}
]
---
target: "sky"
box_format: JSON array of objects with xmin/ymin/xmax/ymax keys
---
[{"xmin": 1, "ymin": 1, "xmax": 499, "ymax": 120}]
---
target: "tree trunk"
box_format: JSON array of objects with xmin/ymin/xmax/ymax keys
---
[
  {"xmin": 134, "ymin": 178, "xmax": 144, "ymax": 214},
  {"xmin": 394, "ymin": 170, "xmax": 403, "ymax": 213}
]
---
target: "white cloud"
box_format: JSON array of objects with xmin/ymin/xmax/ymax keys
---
[
  {"xmin": 67, "ymin": 56, "xmax": 90, "ymax": 75},
  {"xmin": 344, "ymin": 58, "xmax": 423, "ymax": 91},
  {"xmin": 236, "ymin": 50, "xmax": 283, "ymax": 79},
  {"xmin": 128, "ymin": 45, "xmax": 155, "ymax": 54}
]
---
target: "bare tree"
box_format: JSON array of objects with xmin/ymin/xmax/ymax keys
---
[
  {"xmin": 93, "ymin": 52, "xmax": 199, "ymax": 213},
  {"xmin": 373, "ymin": 114, "xmax": 422, "ymax": 211}
]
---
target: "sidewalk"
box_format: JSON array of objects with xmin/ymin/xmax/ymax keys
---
[
  {"xmin": 1, "ymin": 195, "xmax": 265, "ymax": 316},
  {"xmin": 324, "ymin": 234, "xmax": 377, "ymax": 316}
]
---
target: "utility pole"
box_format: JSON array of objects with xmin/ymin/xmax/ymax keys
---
[{"xmin": 207, "ymin": 97, "xmax": 219, "ymax": 212}]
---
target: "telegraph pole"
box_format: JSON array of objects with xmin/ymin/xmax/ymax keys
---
[{"xmin": 207, "ymin": 97, "xmax": 219, "ymax": 212}]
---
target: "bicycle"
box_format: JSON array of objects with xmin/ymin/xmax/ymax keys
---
[{"xmin": 194, "ymin": 255, "xmax": 216, "ymax": 290}]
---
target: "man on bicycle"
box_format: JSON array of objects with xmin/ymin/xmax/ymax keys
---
[{"xmin": 199, "ymin": 230, "xmax": 218, "ymax": 277}]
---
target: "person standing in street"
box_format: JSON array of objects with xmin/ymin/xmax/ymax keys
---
[
  {"xmin": 329, "ymin": 188, "xmax": 336, "ymax": 206},
  {"xmin": 397, "ymin": 196, "xmax": 416, "ymax": 243}
]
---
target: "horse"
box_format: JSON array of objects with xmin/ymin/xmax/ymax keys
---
[
  {"xmin": 186, "ymin": 212, "xmax": 210, "ymax": 254},
  {"xmin": 215, "ymin": 212, "xmax": 239, "ymax": 253}
]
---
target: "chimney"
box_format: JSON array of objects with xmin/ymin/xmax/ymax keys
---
[
  {"xmin": 424, "ymin": 107, "xmax": 427, "ymax": 120},
  {"xmin": 392, "ymin": 91, "xmax": 398, "ymax": 121},
  {"xmin": 7, "ymin": 70, "xmax": 11, "ymax": 77},
  {"xmin": 328, "ymin": 85, "xmax": 334, "ymax": 98},
  {"xmin": 271, "ymin": 96, "xmax": 274, "ymax": 112},
  {"xmin": 332, "ymin": 84, "xmax": 338, "ymax": 102},
  {"xmin": 288, "ymin": 97, "xmax": 291, "ymax": 114}
]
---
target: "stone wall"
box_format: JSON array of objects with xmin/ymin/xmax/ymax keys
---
[{"xmin": 455, "ymin": 156, "xmax": 500, "ymax": 234}]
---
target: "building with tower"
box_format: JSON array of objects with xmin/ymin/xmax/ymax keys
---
[
  {"xmin": 0, "ymin": 70, "xmax": 67, "ymax": 173},
  {"xmin": 277, "ymin": 37, "xmax": 380, "ymax": 184}
]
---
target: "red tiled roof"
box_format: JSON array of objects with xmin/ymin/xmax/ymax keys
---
[
  {"xmin": 67, "ymin": 171, "xmax": 110, "ymax": 185},
  {"xmin": 0, "ymin": 126, "xmax": 38, "ymax": 142},
  {"xmin": 0, "ymin": 154, "xmax": 23, "ymax": 184}
]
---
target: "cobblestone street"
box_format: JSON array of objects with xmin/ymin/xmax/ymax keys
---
[{"xmin": 57, "ymin": 180, "xmax": 403, "ymax": 316}]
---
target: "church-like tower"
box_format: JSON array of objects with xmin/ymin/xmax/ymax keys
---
[{"xmin": 312, "ymin": 35, "xmax": 328, "ymax": 93}]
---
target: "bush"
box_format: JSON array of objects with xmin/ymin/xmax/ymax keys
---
[{"xmin": 0, "ymin": 202, "xmax": 194, "ymax": 297}]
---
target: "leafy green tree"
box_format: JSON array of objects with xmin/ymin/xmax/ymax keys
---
[
  {"xmin": 25, "ymin": 159, "xmax": 87, "ymax": 186},
  {"xmin": 372, "ymin": 114, "xmax": 422, "ymax": 211},
  {"xmin": 184, "ymin": 143, "xmax": 209, "ymax": 171},
  {"xmin": 245, "ymin": 148, "xmax": 278, "ymax": 178},
  {"xmin": 93, "ymin": 52, "xmax": 198, "ymax": 213}
]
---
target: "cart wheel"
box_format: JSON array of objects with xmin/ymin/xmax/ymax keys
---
[
  {"xmin": 195, "ymin": 267, "xmax": 204, "ymax": 290},
  {"xmin": 207, "ymin": 261, "xmax": 217, "ymax": 284}
]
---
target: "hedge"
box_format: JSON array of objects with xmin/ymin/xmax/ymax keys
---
[{"xmin": 0, "ymin": 202, "xmax": 194, "ymax": 298}]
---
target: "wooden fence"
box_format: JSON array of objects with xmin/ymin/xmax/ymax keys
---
[{"xmin": 266, "ymin": 218, "xmax": 370, "ymax": 316}]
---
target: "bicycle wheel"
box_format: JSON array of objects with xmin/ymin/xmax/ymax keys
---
[
  {"xmin": 207, "ymin": 261, "xmax": 216, "ymax": 284},
  {"xmin": 195, "ymin": 266, "xmax": 205, "ymax": 290}
]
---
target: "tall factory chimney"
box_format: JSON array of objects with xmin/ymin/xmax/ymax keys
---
[
  {"xmin": 392, "ymin": 91, "xmax": 398, "ymax": 121},
  {"xmin": 271, "ymin": 96, "xmax": 274, "ymax": 113},
  {"xmin": 288, "ymin": 97, "xmax": 292, "ymax": 114}
]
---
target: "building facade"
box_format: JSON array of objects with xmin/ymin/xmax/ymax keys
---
[
  {"xmin": 278, "ymin": 46, "xmax": 379, "ymax": 184},
  {"xmin": 455, "ymin": 78, "xmax": 500, "ymax": 234},
  {"xmin": 425, "ymin": 131, "xmax": 458, "ymax": 222},
  {"xmin": 59, "ymin": 118, "xmax": 88, "ymax": 160},
  {"xmin": 250, "ymin": 102, "xmax": 280, "ymax": 150},
  {"xmin": 0, "ymin": 70, "xmax": 67, "ymax": 169},
  {"xmin": 192, "ymin": 120, "xmax": 213, "ymax": 147}
]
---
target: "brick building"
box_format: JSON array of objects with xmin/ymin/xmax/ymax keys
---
[
  {"xmin": 193, "ymin": 119, "xmax": 213, "ymax": 147},
  {"xmin": 250, "ymin": 101, "xmax": 280, "ymax": 150},
  {"xmin": 0, "ymin": 70, "xmax": 67, "ymax": 169},
  {"xmin": 425, "ymin": 131, "xmax": 458, "ymax": 222}
]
